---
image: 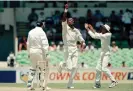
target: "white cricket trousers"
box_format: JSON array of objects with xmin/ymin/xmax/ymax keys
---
[
  {"xmin": 63, "ymin": 46, "xmax": 79, "ymax": 87},
  {"xmin": 27, "ymin": 52, "xmax": 49, "ymax": 88},
  {"xmin": 29, "ymin": 53, "xmax": 44, "ymax": 69},
  {"xmin": 64, "ymin": 46, "xmax": 78, "ymax": 70},
  {"xmin": 95, "ymin": 53, "xmax": 116, "ymax": 84}
]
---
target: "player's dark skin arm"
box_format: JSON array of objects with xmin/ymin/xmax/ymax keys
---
[
  {"xmin": 62, "ymin": 11, "xmax": 67, "ymax": 22},
  {"xmin": 80, "ymin": 41, "xmax": 86, "ymax": 52},
  {"xmin": 85, "ymin": 23, "xmax": 96, "ymax": 33},
  {"xmin": 62, "ymin": 4, "xmax": 75, "ymax": 30},
  {"xmin": 62, "ymin": 4, "xmax": 68, "ymax": 22}
]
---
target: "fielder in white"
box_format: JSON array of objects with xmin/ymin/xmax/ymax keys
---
[
  {"xmin": 27, "ymin": 21, "xmax": 51, "ymax": 91},
  {"xmin": 58, "ymin": 4, "xmax": 85, "ymax": 89},
  {"xmin": 85, "ymin": 24, "xmax": 118, "ymax": 88}
]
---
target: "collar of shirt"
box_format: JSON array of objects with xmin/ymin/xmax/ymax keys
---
[
  {"xmin": 35, "ymin": 27, "xmax": 43, "ymax": 31},
  {"xmin": 67, "ymin": 25, "xmax": 77, "ymax": 31}
]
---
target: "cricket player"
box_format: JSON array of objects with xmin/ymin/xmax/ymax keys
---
[
  {"xmin": 58, "ymin": 4, "xmax": 86, "ymax": 89},
  {"xmin": 85, "ymin": 24, "xmax": 118, "ymax": 88},
  {"xmin": 27, "ymin": 21, "xmax": 51, "ymax": 91}
]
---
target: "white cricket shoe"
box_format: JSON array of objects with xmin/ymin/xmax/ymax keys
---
[
  {"xmin": 93, "ymin": 83, "xmax": 101, "ymax": 88},
  {"xmin": 42, "ymin": 87, "xmax": 51, "ymax": 91},
  {"xmin": 27, "ymin": 84, "xmax": 35, "ymax": 91},
  {"xmin": 57, "ymin": 62, "xmax": 63, "ymax": 73},
  {"xmin": 109, "ymin": 81, "xmax": 118, "ymax": 88},
  {"xmin": 46, "ymin": 87, "xmax": 51, "ymax": 90},
  {"xmin": 27, "ymin": 87, "xmax": 35, "ymax": 91},
  {"xmin": 67, "ymin": 86, "xmax": 75, "ymax": 89}
]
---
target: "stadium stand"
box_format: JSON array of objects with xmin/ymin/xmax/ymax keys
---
[
  {"xmin": 16, "ymin": 49, "xmax": 133, "ymax": 68},
  {"xmin": 0, "ymin": 25, "xmax": 14, "ymax": 61}
]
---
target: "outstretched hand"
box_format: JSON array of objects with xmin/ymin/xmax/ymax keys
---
[
  {"xmin": 85, "ymin": 23, "xmax": 94, "ymax": 32},
  {"xmin": 85, "ymin": 23, "xmax": 89, "ymax": 30},
  {"xmin": 88, "ymin": 24, "xmax": 94, "ymax": 30}
]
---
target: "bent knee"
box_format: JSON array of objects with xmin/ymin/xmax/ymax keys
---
[{"xmin": 101, "ymin": 67, "xmax": 108, "ymax": 72}]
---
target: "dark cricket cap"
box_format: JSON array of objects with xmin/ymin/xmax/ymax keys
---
[{"xmin": 36, "ymin": 20, "xmax": 45, "ymax": 27}]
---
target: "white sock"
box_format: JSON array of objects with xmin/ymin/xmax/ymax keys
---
[
  {"xmin": 95, "ymin": 69, "xmax": 101, "ymax": 84},
  {"xmin": 67, "ymin": 68, "xmax": 78, "ymax": 87},
  {"xmin": 27, "ymin": 69, "xmax": 36, "ymax": 88}
]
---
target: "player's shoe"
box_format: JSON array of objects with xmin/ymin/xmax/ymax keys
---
[
  {"xmin": 27, "ymin": 87, "xmax": 35, "ymax": 91},
  {"xmin": 109, "ymin": 81, "xmax": 118, "ymax": 88},
  {"xmin": 67, "ymin": 86, "xmax": 75, "ymax": 89},
  {"xmin": 93, "ymin": 83, "xmax": 101, "ymax": 88},
  {"xmin": 42, "ymin": 87, "xmax": 51, "ymax": 91},
  {"xmin": 27, "ymin": 85, "xmax": 35, "ymax": 90},
  {"xmin": 57, "ymin": 62, "xmax": 63, "ymax": 73}
]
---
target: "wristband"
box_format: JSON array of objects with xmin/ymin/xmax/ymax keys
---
[
  {"xmin": 83, "ymin": 42, "xmax": 86, "ymax": 46},
  {"xmin": 64, "ymin": 9, "xmax": 68, "ymax": 13}
]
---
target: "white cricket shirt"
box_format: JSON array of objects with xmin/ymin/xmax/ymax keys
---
[
  {"xmin": 88, "ymin": 31, "xmax": 111, "ymax": 54},
  {"xmin": 62, "ymin": 21, "xmax": 84, "ymax": 47},
  {"xmin": 27, "ymin": 27, "xmax": 49, "ymax": 55}
]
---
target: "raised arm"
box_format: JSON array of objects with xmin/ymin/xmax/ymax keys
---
[
  {"xmin": 62, "ymin": 4, "xmax": 68, "ymax": 22},
  {"xmin": 85, "ymin": 24, "xmax": 111, "ymax": 39},
  {"xmin": 84, "ymin": 23, "xmax": 97, "ymax": 38},
  {"xmin": 86, "ymin": 24, "xmax": 96, "ymax": 33}
]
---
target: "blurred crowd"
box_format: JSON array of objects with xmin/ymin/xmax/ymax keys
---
[
  {"xmin": 18, "ymin": 8, "xmax": 133, "ymax": 51},
  {"xmin": 18, "ymin": 35, "xmax": 121, "ymax": 52},
  {"xmin": 26, "ymin": 8, "xmax": 133, "ymax": 48}
]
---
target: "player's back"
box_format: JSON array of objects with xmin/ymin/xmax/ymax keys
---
[{"xmin": 28, "ymin": 27, "xmax": 49, "ymax": 53}]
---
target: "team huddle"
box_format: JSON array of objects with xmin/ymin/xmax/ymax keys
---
[{"xmin": 27, "ymin": 3, "xmax": 118, "ymax": 91}]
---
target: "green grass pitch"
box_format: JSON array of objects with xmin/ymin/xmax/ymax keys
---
[{"xmin": 0, "ymin": 83, "xmax": 132, "ymax": 91}]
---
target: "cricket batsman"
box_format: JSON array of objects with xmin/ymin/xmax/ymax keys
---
[
  {"xmin": 27, "ymin": 21, "xmax": 51, "ymax": 91},
  {"xmin": 58, "ymin": 4, "xmax": 86, "ymax": 89},
  {"xmin": 85, "ymin": 23, "xmax": 118, "ymax": 88}
]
